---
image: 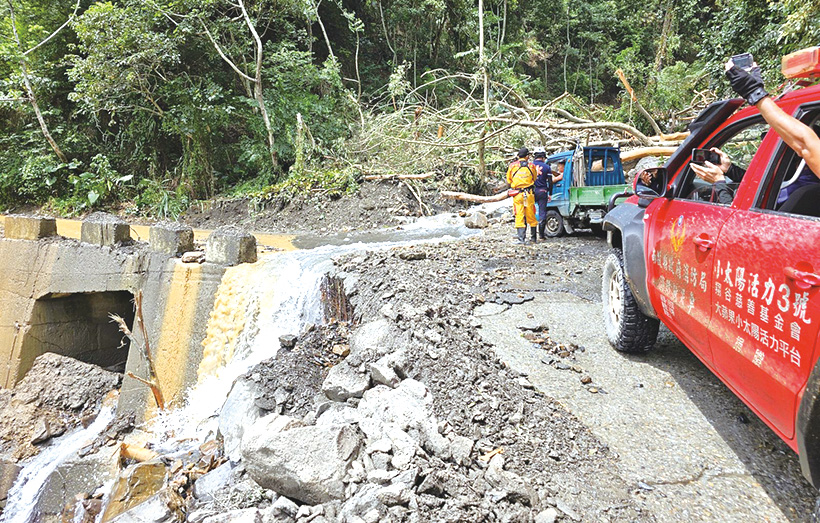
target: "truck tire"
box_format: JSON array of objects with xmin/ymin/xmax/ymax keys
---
[
  {"xmin": 544, "ymin": 210, "xmax": 564, "ymax": 237},
  {"xmin": 602, "ymin": 249, "xmax": 659, "ymax": 352}
]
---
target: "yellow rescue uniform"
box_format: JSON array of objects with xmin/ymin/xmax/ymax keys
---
[{"xmin": 506, "ymin": 160, "xmax": 538, "ymax": 228}]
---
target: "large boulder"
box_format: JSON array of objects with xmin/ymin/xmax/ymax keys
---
[
  {"xmin": 463, "ymin": 212, "xmax": 489, "ymax": 229},
  {"xmin": 356, "ymin": 379, "xmax": 448, "ymax": 460},
  {"xmin": 242, "ymin": 421, "xmax": 361, "ymax": 505},
  {"xmin": 321, "ymin": 362, "xmax": 370, "ymax": 402},
  {"xmin": 218, "ymin": 379, "xmax": 265, "ymax": 462}
]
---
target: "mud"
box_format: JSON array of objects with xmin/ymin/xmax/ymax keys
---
[{"xmin": 181, "ymin": 181, "xmax": 464, "ymax": 235}]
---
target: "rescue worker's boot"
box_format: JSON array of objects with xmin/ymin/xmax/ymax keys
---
[
  {"xmin": 516, "ymin": 228, "xmax": 526, "ymax": 243},
  {"xmin": 531, "ymin": 226, "xmax": 538, "ymax": 243},
  {"xmin": 538, "ymin": 221, "xmax": 547, "ymax": 240}
]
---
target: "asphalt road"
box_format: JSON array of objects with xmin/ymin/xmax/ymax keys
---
[{"xmin": 478, "ymin": 291, "xmax": 818, "ymax": 522}]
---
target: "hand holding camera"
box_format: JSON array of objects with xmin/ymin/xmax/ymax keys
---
[{"xmin": 725, "ymin": 53, "xmax": 769, "ymax": 106}]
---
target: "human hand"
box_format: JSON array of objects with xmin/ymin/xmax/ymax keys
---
[
  {"xmin": 691, "ymin": 161, "xmax": 726, "ymax": 183},
  {"xmin": 710, "ymin": 147, "xmax": 732, "ymax": 173},
  {"xmin": 725, "ymin": 59, "xmax": 768, "ymax": 105}
]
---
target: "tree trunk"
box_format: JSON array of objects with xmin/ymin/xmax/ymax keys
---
[{"xmin": 7, "ymin": 0, "xmax": 67, "ymax": 163}]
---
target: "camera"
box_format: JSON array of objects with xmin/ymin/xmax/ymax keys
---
[
  {"xmin": 731, "ymin": 53, "xmax": 754, "ymax": 71},
  {"xmin": 691, "ymin": 148, "xmax": 721, "ymax": 166}
]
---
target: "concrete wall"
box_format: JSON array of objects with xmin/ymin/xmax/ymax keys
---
[{"xmin": 0, "ymin": 217, "xmax": 257, "ymax": 420}]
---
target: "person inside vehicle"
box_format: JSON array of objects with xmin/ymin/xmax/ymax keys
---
[{"xmin": 690, "ymin": 57, "xmax": 820, "ymax": 209}]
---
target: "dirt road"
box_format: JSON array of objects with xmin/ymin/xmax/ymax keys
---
[{"xmin": 477, "ymin": 237, "xmax": 817, "ymax": 522}]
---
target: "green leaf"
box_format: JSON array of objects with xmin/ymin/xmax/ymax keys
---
[{"xmin": 87, "ymin": 190, "xmax": 99, "ymax": 205}]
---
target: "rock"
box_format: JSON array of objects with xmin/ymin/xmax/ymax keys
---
[
  {"xmin": 278, "ymin": 335, "xmax": 297, "ymax": 350},
  {"xmin": 366, "ymin": 438, "xmax": 393, "ymax": 454},
  {"xmin": 367, "ymin": 469, "xmax": 399, "ymax": 484},
  {"xmin": 315, "ymin": 403, "xmax": 362, "ymax": 426},
  {"xmin": 484, "ymin": 455, "xmax": 537, "ymax": 506},
  {"xmin": 535, "ymin": 508, "xmax": 558, "ymax": 523},
  {"xmin": 449, "ymin": 435, "xmax": 474, "ymax": 466},
  {"xmin": 332, "ymin": 344, "xmax": 350, "ymax": 357},
  {"xmin": 391, "ymin": 466, "xmax": 418, "ymax": 489},
  {"xmin": 555, "ymin": 499, "xmax": 581, "ymax": 521},
  {"xmin": 268, "ymin": 496, "xmax": 299, "ymax": 519},
  {"xmin": 202, "ymin": 509, "xmax": 262, "ymax": 523},
  {"xmin": 516, "ymin": 319, "xmax": 547, "ymax": 331},
  {"xmin": 356, "ymin": 380, "xmax": 447, "ymax": 460},
  {"xmin": 349, "ymin": 319, "xmax": 403, "ymax": 360},
  {"xmin": 219, "ymin": 379, "xmax": 265, "ymax": 462},
  {"xmin": 398, "ymin": 250, "xmax": 426, "ymax": 260},
  {"xmin": 242, "ymin": 423, "xmax": 362, "ymax": 505},
  {"xmin": 106, "ymin": 488, "xmax": 178, "ymax": 523},
  {"xmin": 322, "ymin": 362, "xmax": 371, "ymax": 402},
  {"xmin": 368, "ymin": 360, "xmax": 400, "ymax": 388},
  {"xmin": 193, "ymin": 461, "xmax": 236, "ymax": 503},
  {"xmin": 30, "ymin": 417, "xmax": 66, "ymax": 444},
  {"xmin": 517, "ymin": 377, "xmax": 534, "ymax": 390},
  {"xmin": 0, "ymin": 459, "xmax": 21, "ymax": 503},
  {"xmin": 463, "ymin": 212, "xmax": 489, "ymax": 229},
  {"xmin": 181, "ymin": 251, "xmax": 206, "ymax": 263},
  {"xmin": 337, "ymin": 484, "xmax": 383, "ymax": 522},
  {"xmin": 376, "ymin": 483, "xmax": 411, "ymax": 506}
]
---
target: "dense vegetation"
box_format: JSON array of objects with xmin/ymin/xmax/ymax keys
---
[{"xmin": 0, "ymin": 0, "xmax": 817, "ymax": 215}]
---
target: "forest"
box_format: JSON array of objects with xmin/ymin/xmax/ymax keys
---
[{"xmin": 0, "ymin": 0, "xmax": 817, "ymax": 217}]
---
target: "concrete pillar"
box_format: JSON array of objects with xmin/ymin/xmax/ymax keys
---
[
  {"xmin": 149, "ymin": 222, "xmax": 194, "ymax": 256},
  {"xmin": 4, "ymin": 215, "xmax": 57, "ymax": 240},
  {"xmin": 205, "ymin": 226, "xmax": 257, "ymax": 266},
  {"xmin": 81, "ymin": 213, "xmax": 130, "ymax": 247}
]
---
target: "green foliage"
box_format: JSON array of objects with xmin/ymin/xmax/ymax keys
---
[{"xmin": 133, "ymin": 178, "xmax": 191, "ymax": 220}]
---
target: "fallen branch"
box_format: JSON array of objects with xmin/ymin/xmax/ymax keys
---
[
  {"xmin": 620, "ymin": 146, "xmax": 679, "ymax": 163},
  {"xmin": 441, "ymin": 190, "xmax": 510, "ymax": 203},
  {"xmin": 403, "ymin": 180, "xmax": 431, "ymax": 216},
  {"xmin": 363, "ymin": 172, "xmax": 436, "ymax": 181},
  {"xmin": 616, "ymin": 68, "xmax": 663, "ymax": 137},
  {"xmin": 111, "ymin": 290, "xmax": 165, "ymax": 410}
]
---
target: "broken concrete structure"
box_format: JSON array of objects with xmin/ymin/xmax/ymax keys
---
[{"xmin": 0, "ymin": 215, "xmax": 260, "ymax": 420}]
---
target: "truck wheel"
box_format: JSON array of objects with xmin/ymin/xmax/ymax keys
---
[
  {"xmin": 602, "ymin": 249, "xmax": 659, "ymax": 353},
  {"xmin": 544, "ymin": 210, "xmax": 564, "ymax": 237}
]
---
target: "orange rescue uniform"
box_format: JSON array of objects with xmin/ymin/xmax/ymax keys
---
[{"xmin": 506, "ymin": 160, "xmax": 538, "ymax": 228}]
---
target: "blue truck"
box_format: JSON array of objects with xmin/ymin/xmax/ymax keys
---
[{"xmin": 543, "ymin": 145, "xmax": 629, "ymax": 237}]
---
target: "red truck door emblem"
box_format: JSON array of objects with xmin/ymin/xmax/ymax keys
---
[{"xmin": 671, "ymin": 215, "xmax": 686, "ymax": 253}]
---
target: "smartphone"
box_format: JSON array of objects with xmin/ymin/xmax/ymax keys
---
[
  {"xmin": 732, "ymin": 53, "xmax": 754, "ymax": 71},
  {"xmin": 691, "ymin": 148, "xmax": 721, "ymax": 166}
]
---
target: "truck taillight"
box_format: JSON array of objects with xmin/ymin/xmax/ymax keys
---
[{"xmin": 782, "ymin": 47, "xmax": 820, "ymax": 79}]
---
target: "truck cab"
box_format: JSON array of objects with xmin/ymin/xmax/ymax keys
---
[
  {"xmin": 600, "ymin": 46, "xmax": 820, "ymax": 488},
  {"xmin": 544, "ymin": 146, "xmax": 629, "ymax": 237}
]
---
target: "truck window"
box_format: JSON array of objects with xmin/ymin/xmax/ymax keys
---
[
  {"xmin": 675, "ymin": 117, "xmax": 769, "ymax": 205},
  {"xmin": 757, "ymin": 107, "xmax": 820, "ymax": 218}
]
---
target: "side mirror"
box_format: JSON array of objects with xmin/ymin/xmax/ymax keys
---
[{"xmin": 634, "ymin": 167, "xmax": 669, "ymax": 207}]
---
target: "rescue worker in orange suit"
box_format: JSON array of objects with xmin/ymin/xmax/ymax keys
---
[
  {"xmin": 506, "ymin": 147, "xmax": 538, "ymax": 243},
  {"xmin": 532, "ymin": 148, "xmax": 564, "ymax": 239}
]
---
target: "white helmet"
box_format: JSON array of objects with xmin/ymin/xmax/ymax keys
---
[{"xmin": 533, "ymin": 146, "xmax": 546, "ymax": 158}]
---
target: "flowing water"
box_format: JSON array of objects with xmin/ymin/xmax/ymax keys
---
[
  {"xmin": 1, "ymin": 405, "xmax": 116, "ymax": 523},
  {"xmin": 0, "ymin": 211, "xmax": 483, "ymax": 520}
]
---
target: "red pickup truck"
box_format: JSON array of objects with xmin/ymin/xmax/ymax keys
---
[{"xmin": 601, "ymin": 47, "xmax": 820, "ymax": 487}]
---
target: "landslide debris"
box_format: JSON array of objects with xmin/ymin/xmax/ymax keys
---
[{"xmin": 0, "ymin": 353, "xmax": 121, "ymax": 462}]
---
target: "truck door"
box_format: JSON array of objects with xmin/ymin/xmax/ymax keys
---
[
  {"xmin": 646, "ymin": 117, "xmax": 770, "ymax": 363},
  {"xmin": 709, "ymin": 107, "xmax": 820, "ymax": 440}
]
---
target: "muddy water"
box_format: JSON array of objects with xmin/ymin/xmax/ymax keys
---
[{"xmin": 0, "ymin": 216, "xmax": 297, "ymax": 251}]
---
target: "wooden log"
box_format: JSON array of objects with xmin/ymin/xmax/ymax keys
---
[
  {"xmin": 363, "ymin": 172, "xmax": 436, "ymax": 181},
  {"xmin": 620, "ymin": 147, "xmax": 679, "ymax": 163},
  {"xmin": 121, "ymin": 442, "xmax": 160, "ymax": 462},
  {"xmin": 440, "ymin": 190, "xmax": 510, "ymax": 203}
]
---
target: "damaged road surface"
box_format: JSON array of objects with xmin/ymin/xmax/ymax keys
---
[{"xmin": 474, "ymin": 238, "xmax": 817, "ymax": 522}]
